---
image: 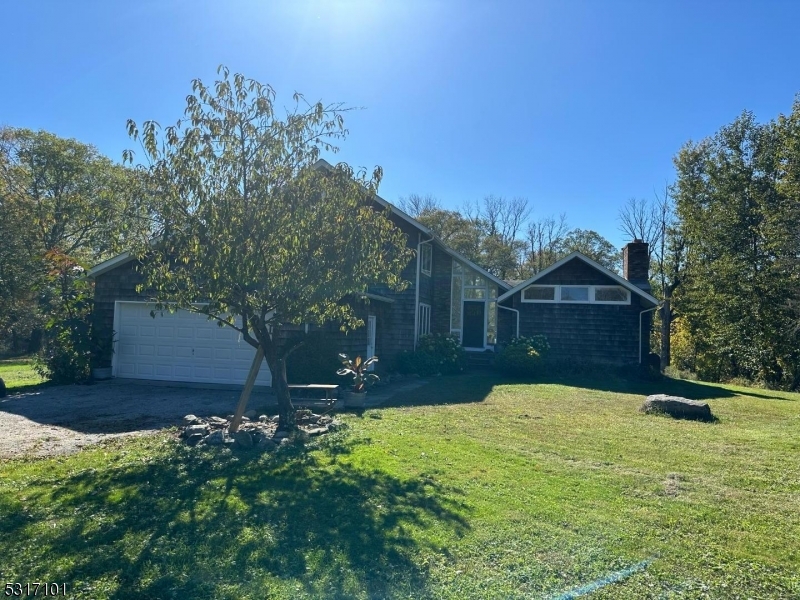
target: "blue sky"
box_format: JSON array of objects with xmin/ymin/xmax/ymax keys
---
[{"xmin": 4, "ymin": 0, "xmax": 799, "ymax": 250}]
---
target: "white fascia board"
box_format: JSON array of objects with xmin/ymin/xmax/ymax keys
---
[
  {"xmin": 87, "ymin": 251, "xmax": 135, "ymax": 278},
  {"xmin": 497, "ymin": 251, "xmax": 659, "ymax": 305}
]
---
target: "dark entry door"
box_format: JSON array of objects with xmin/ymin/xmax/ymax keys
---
[{"xmin": 462, "ymin": 301, "xmax": 485, "ymax": 348}]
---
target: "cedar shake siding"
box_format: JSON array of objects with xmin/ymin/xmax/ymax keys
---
[{"xmin": 498, "ymin": 257, "xmax": 654, "ymax": 366}]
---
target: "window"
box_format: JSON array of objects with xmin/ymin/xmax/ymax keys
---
[
  {"xmin": 418, "ymin": 303, "xmax": 431, "ymax": 337},
  {"xmin": 595, "ymin": 286, "xmax": 629, "ymax": 303},
  {"xmin": 560, "ymin": 286, "xmax": 589, "ymax": 302},
  {"xmin": 523, "ymin": 286, "xmax": 556, "ymax": 301},
  {"xmin": 521, "ymin": 284, "xmax": 630, "ymax": 304},
  {"xmin": 420, "ymin": 243, "xmax": 432, "ymax": 276}
]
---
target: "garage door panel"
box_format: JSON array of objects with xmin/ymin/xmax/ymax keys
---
[{"xmin": 114, "ymin": 303, "xmax": 272, "ymax": 386}]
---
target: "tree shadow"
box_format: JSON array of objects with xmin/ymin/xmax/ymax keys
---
[
  {"xmin": 526, "ymin": 371, "xmax": 795, "ymax": 402},
  {"xmin": 2, "ymin": 437, "xmax": 470, "ymax": 599},
  {"xmin": 380, "ymin": 373, "xmax": 501, "ymax": 408},
  {"xmin": 372, "ymin": 370, "xmax": 794, "ymax": 409}
]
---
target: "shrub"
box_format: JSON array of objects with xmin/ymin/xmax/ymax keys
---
[
  {"xmin": 286, "ymin": 332, "xmax": 341, "ymax": 384},
  {"xmin": 35, "ymin": 295, "xmax": 93, "ymax": 384},
  {"xmin": 395, "ymin": 334, "xmax": 466, "ymax": 376},
  {"xmin": 495, "ymin": 335, "xmax": 549, "ymax": 377}
]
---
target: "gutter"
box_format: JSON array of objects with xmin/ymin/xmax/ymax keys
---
[
  {"xmin": 498, "ymin": 304, "xmax": 520, "ymax": 339},
  {"xmin": 639, "ymin": 304, "xmax": 662, "ymax": 364}
]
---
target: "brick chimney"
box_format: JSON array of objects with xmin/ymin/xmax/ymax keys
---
[{"xmin": 623, "ymin": 239, "xmax": 650, "ymax": 292}]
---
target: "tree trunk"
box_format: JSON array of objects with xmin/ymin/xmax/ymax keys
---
[
  {"xmin": 660, "ymin": 297, "xmax": 672, "ymax": 372},
  {"xmin": 229, "ymin": 345, "xmax": 265, "ymax": 433},
  {"xmin": 268, "ymin": 354, "xmax": 295, "ymax": 432}
]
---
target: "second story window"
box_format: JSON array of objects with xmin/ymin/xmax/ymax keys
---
[{"xmin": 420, "ymin": 243, "xmax": 432, "ymax": 276}]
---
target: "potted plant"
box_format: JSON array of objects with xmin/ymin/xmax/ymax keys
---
[{"xmin": 337, "ymin": 354, "xmax": 379, "ymax": 408}]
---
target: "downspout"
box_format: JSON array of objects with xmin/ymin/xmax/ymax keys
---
[
  {"xmin": 412, "ymin": 232, "xmax": 435, "ymax": 350},
  {"xmin": 639, "ymin": 304, "xmax": 661, "ymax": 364},
  {"xmin": 413, "ymin": 233, "xmax": 421, "ymax": 349},
  {"xmin": 498, "ymin": 305, "xmax": 520, "ymax": 340}
]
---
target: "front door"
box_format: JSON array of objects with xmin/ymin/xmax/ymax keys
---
[
  {"xmin": 462, "ymin": 301, "xmax": 485, "ymax": 348},
  {"xmin": 366, "ymin": 315, "xmax": 376, "ymax": 371}
]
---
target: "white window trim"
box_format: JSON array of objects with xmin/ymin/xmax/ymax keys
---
[
  {"xmin": 521, "ymin": 284, "xmax": 631, "ymax": 305},
  {"xmin": 420, "ymin": 242, "xmax": 432, "ymax": 276},
  {"xmin": 418, "ymin": 303, "xmax": 431, "ymax": 337}
]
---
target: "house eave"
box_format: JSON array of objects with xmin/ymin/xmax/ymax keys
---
[
  {"xmin": 497, "ymin": 251, "xmax": 659, "ymax": 305},
  {"xmin": 87, "ymin": 251, "xmax": 135, "ymax": 278}
]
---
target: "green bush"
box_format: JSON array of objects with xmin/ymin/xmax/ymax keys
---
[
  {"xmin": 35, "ymin": 294, "xmax": 93, "ymax": 384},
  {"xmin": 286, "ymin": 332, "xmax": 341, "ymax": 384},
  {"xmin": 495, "ymin": 335, "xmax": 550, "ymax": 377},
  {"xmin": 394, "ymin": 334, "xmax": 466, "ymax": 376}
]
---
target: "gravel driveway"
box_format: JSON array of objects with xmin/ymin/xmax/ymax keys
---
[{"xmin": 0, "ymin": 380, "xmax": 276, "ymax": 459}]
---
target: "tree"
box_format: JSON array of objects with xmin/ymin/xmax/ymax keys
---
[
  {"xmin": 560, "ymin": 229, "xmax": 621, "ymax": 272},
  {"xmin": 125, "ymin": 67, "xmax": 414, "ymax": 431},
  {"xmin": 618, "ymin": 190, "xmax": 685, "ymax": 371},
  {"xmin": 0, "ymin": 127, "xmax": 142, "ymax": 354},
  {"xmin": 673, "ymin": 105, "xmax": 800, "ymax": 388},
  {"xmin": 523, "ymin": 213, "xmax": 569, "ymax": 275}
]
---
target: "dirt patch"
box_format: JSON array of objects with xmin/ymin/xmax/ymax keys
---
[{"xmin": 0, "ymin": 380, "xmax": 276, "ymax": 459}]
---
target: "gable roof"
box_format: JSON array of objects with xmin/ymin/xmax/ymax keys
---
[
  {"xmin": 497, "ymin": 251, "xmax": 660, "ymax": 305},
  {"xmin": 313, "ymin": 159, "xmax": 509, "ymax": 290}
]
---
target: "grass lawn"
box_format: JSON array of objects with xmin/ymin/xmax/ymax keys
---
[
  {"xmin": 0, "ymin": 372, "xmax": 798, "ymax": 598},
  {"xmin": 0, "ymin": 357, "xmax": 46, "ymax": 390}
]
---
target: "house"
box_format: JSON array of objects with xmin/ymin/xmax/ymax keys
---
[
  {"xmin": 88, "ymin": 176, "xmax": 657, "ymax": 386},
  {"xmin": 87, "ymin": 182, "xmax": 511, "ymax": 387},
  {"xmin": 496, "ymin": 240, "xmax": 660, "ymax": 365}
]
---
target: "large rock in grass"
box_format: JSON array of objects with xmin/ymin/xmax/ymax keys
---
[{"xmin": 642, "ymin": 394, "xmax": 714, "ymax": 421}]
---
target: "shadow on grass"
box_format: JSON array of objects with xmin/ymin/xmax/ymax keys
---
[
  {"xmin": 374, "ymin": 369, "xmax": 794, "ymax": 410},
  {"xmin": 3, "ymin": 434, "xmax": 470, "ymax": 599},
  {"xmin": 380, "ymin": 373, "xmax": 502, "ymax": 408}
]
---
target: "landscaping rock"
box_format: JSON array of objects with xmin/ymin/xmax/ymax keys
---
[
  {"xmin": 244, "ymin": 409, "xmax": 257, "ymax": 419},
  {"xmin": 258, "ymin": 415, "xmax": 268, "ymax": 423},
  {"xmin": 183, "ymin": 414, "xmax": 202, "ymax": 425},
  {"xmin": 642, "ymin": 394, "xmax": 714, "ymax": 421},
  {"xmin": 273, "ymin": 430, "xmax": 290, "ymax": 439},
  {"xmin": 186, "ymin": 433, "xmax": 204, "ymax": 447},
  {"xmin": 258, "ymin": 437, "xmax": 278, "ymax": 451},
  {"xmin": 208, "ymin": 416, "xmax": 228, "ymax": 426},
  {"xmin": 279, "ymin": 437, "xmax": 291, "ymax": 445},
  {"xmin": 234, "ymin": 430, "xmax": 253, "ymax": 448},
  {"xmin": 183, "ymin": 424, "xmax": 209, "ymax": 438},
  {"xmin": 270, "ymin": 415, "xmax": 280, "ymax": 423},
  {"xmin": 306, "ymin": 427, "xmax": 328, "ymax": 437},
  {"xmin": 205, "ymin": 430, "xmax": 226, "ymax": 445}
]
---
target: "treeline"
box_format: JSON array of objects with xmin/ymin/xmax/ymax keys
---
[
  {"xmin": 399, "ymin": 194, "xmax": 621, "ymax": 281},
  {"xmin": 0, "ymin": 127, "xmax": 148, "ymax": 374}
]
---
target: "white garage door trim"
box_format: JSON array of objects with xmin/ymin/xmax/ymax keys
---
[{"xmin": 112, "ymin": 301, "xmax": 272, "ymax": 387}]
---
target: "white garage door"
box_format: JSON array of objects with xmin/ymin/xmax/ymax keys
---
[{"xmin": 113, "ymin": 302, "xmax": 271, "ymax": 386}]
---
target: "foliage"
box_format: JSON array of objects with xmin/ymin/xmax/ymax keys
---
[
  {"xmin": 336, "ymin": 354, "xmax": 379, "ymax": 393},
  {"xmin": 395, "ymin": 334, "xmax": 467, "ymax": 376},
  {"xmin": 560, "ymin": 228, "xmax": 622, "ymax": 273},
  {"xmin": 673, "ymin": 100, "xmax": 800, "ymax": 390},
  {"xmin": 125, "ymin": 66, "xmax": 413, "ymax": 429},
  {"xmin": 494, "ymin": 335, "xmax": 550, "ymax": 376},
  {"xmin": 0, "ymin": 127, "xmax": 144, "ymax": 355},
  {"xmin": 34, "ymin": 252, "xmax": 94, "ymax": 384},
  {"xmin": 285, "ymin": 331, "xmax": 341, "ymax": 384}
]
